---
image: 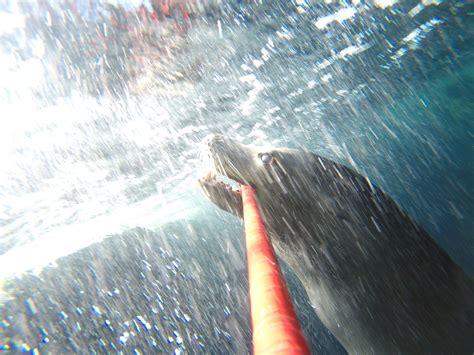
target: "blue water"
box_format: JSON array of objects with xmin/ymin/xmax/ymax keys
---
[{"xmin": 0, "ymin": 0, "xmax": 472, "ymax": 353}]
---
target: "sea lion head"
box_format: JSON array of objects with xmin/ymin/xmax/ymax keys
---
[{"xmin": 198, "ymin": 134, "xmax": 329, "ymax": 219}]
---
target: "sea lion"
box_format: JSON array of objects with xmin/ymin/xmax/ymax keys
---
[{"xmin": 198, "ymin": 134, "xmax": 474, "ymax": 354}]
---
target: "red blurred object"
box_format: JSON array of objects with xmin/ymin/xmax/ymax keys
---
[
  {"xmin": 179, "ymin": 4, "xmax": 190, "ymax": 20},
  {"xmin": 161, "ymin": 0, "xmax": 171, "ymax": 17},
  {"xmin": 241, "ymin": 185, "xmax": 311, "ymax": 355}
]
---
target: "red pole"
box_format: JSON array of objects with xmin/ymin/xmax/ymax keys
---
[{"xmin": 241, "ymin": 185, "xmax": 311, "ymax": 354}]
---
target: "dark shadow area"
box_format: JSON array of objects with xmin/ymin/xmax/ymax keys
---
[{"xmin": 1, "ymin": 219, "xmax": 346, "ymax": 353}]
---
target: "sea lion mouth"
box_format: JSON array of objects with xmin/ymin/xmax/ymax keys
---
[
  {"xmin": 198, "ymin": 171, "xmax": 241, "ymax": 194},
  {"xmin": 198, "ymin": 134, "xmax": 246, "ymax": 193},
  {"xmin": 198, "ymin": 170, "xmax": 244, "ymax": 218},
  {"xmin": 198, "ymin": 135, "xmax": 245, "ymax": 217}
]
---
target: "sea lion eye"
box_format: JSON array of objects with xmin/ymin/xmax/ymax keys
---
[{"xmin": 259, "ymin": 153, "xmax": 273, "ymax": 165}]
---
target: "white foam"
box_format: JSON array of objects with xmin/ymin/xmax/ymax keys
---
[
  {"xmin": 0, "ymin": 184, "xmax": 199, "ymax": 281},
  {"xmin": 401, "ymin": 18, "xmax": 443, "ymax": 49},
  {"xmin": 314, "ymin": 7, "xmax": 357, "ymax": 30},
  {"xmin": 338, "ymin": 43, "xmax": 371, "ymax": 59},
  {"xmin": 374, "ymin": 0, "xmax": 399, "ymax": 9},
  {"xmin": 240, "ymin": 75, "xmax": 264, "ymax": 116},
  {"xmin": 0, "ymin": 12, "xmax": 25, "ymax": 35}
]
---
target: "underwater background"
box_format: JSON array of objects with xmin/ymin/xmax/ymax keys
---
[{"xmin": 0, "ymin": 0, "xmax": 472, "ymax": 353}]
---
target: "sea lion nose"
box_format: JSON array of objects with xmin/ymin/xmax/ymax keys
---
[{"xmin": 205, "ymin": 134, "xmax": 226, "ymax": 148}]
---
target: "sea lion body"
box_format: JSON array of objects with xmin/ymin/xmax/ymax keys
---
[{"xmin": 199, "ymin": 134, "xmax": 474, "ymax": 354}]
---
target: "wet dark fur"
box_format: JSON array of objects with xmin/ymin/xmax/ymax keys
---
[{"xmin": 199, "ymin": 134, "xmax": 474, "ymax": 355}]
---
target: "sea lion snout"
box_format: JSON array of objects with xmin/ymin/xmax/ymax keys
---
[
  {"xmin": 204, "ymin": 134, "xmax": 254, "ymax": 185},
  {"xmin": 205, "ymin": 134, "xmax": 242, "ymax": 156},
  {"xmin": 205, "ymin": 134, "xmax": 235, "ymax": 164},
  {"xmin": 204, "ymin": 133, "xmax": 225, "ymax": 147}
]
